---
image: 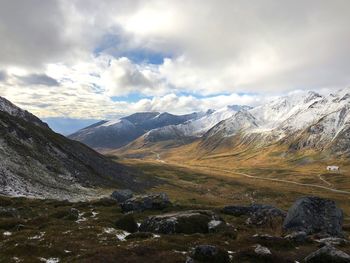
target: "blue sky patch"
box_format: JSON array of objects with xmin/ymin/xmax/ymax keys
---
[
  {"xmin": 95, "ymin": 33, "xmax": 170, "ymax": 65},
  {"xmin": 43, "ymin": 117, "xmax": 101, "ymax": 136},
  {"xmin": 111, "ymin": 93, "xmax": 153, "ymax": 103}
]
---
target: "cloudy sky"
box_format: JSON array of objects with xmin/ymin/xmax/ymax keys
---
[{"xmin": 0, "ymin": 0, "xmax": 350, "ymax": 134}]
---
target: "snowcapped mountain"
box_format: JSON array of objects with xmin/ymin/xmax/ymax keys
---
[
  {"xmin": 69, "ymin": 111, "xmax": 201, "ymax": 149},
  {"xmin": 0, "ymin": 96, "xmax": 155, "ymax": 200},
  {"xmin": 142, "ymin": 105, "xmax": 252, "ymax": 143},
  {"xmin": 201, "ymin": 88, "xmax": 350, "ymax": 157}
]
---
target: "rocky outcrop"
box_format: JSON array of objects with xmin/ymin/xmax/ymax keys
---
[
  {"xmin": 139, "ymin": 210, "xmax": 225, "ymax": 234},
  {"xmin": 111, "ymin": 189, "xmax": 133, "ymax": 203},
  {"xmin": 223, "ymin": 204, "xmax": 286, "ymax": 226},
  {"xmin": 186, "ymin": 245, "xmax": 230, "ymax": 263},
  {"xmin": 120, "ymin": 193, "xmax": 172, "ymax": 212},
  {"xmin": 283, "ymin": 196, "xmax": 343, "ymax": 236},
  {"xmin": 304, "ymin": 245, "xmax": 350, "ymax": 263}
]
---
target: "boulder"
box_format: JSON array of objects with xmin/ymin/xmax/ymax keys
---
[
  {"xmin": 111, "ymin": 189, "xmax": 133, "ymax": 203},
  {"xmin": 283, "ymin": 196, "xmax": 343, "ymax": 236},
  {"xmin": 254, "ymin": 244, "xmax": 271, "ymax": 256},
  {"xmin": 223, "ymin": 204, "xmax": 286, "ymax": 226},
  {"xmin": 316, "ymin": 237, "xmax": 349, "ymax": 246},
  {"xmin": 304, "ymin": 245, "xmax": 350, "ymax": 263},
  {"xmin": 188, "ymin": 245, "xmax": 230, "ymax": 263},
  {"xmin": 115, "ymin": 214, "xmax": 138, "ymax": 233},
  {"xmin": 120, "ymin": 193, "xmax": 171, "ymax": 212},
  {"xmin": 139, "ymin": 210, "xmax": 225, "ymax": 234}
]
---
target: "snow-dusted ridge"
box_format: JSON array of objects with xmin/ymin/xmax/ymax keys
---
[
  {"xmin": 203, "ymin": 87, "xmax": 350, "ymax": 155},
  {"xmin": 0, "ymin": 96, "xmax": 48, "ymax": 128},
  {"xmin": 142, "ymin": 105, "xmax": 252, "ymax": 143}
]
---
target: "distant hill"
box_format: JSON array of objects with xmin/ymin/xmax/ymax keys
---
[{"xmin": 68, "ymin": 111, "xmax": 201, "ymax": 149}]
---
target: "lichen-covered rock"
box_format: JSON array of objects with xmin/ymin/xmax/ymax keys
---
[
  {"xmin": 223, "ymin": 204, "xmax": 286, "ymax": 226},
  {"xmin": 188, "ymin": 245, "xmax": 230, "ymax": 263},
  {"xmin": 120, "ymin": 193, "xmax": 171, "ymax": 212},
  {"xmin": 304, "ymin": 245, "xmax": 350, "ymax": 263},
  {"xmin": 111, "ymin": 189, "xmax": 133, "ymax": 203},
  {"xmin": 139, "ymin": 210, "xmax": 225, "ymax": 234},
  {"xmin": 115, "ymin": 214, "xmax": 138, "ymax": 233},
  {"xmin": 283, "ymin": 196, "xmax": 343, "ymax": 236}
]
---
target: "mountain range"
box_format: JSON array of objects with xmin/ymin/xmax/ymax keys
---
[
  {"xmin": 68, "ymin": 111, "xmax": 201, "ymax": 149},
  {"xmin": 0, "ymin": 96, "xmax": 155, "ymax": 200},
  {"xmin": 70, "ymin": 88, "xmax": 350, "ymax": 162}
]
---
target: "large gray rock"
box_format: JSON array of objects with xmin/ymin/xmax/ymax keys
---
[
  {"xmin": 187, "ymin": 245, "xmax": 230, "ymax": 263},
  {"xmin": 304, "ymin": 245, "xmax": 350, "ymax": 263},
  {"xmin": 139, "ymin": 210, "xmax": 225, "ymax": 234},
  {"xmin": 223, "ymin": 204, "xmax": 286, "ymax": 226},
  {"xmin": 283, "ymin": 196, "xmax": 343, "ymax": 236},
  {"xmin": 111, "ymin": 189, "xmax": 133, "ymax": 203},
  {"xmin": 120, "ymin": 192, "xmax": 171, "ymax": 212}
]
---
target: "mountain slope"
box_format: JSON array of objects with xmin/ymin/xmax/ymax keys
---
[
  {"xmin": 0, "ymin": 96, "xmax": 156, "ymax": 200},
  {"xmin": 130, "ymin": 105, "xmax": 252, "ymax": 146},
  {"xmin": 198, "ymin": 88, "xmax": 350, "ymax": 158},
  {"xmin": 69, "ymin": 111, "xmax": 200, "ymax": 149}
]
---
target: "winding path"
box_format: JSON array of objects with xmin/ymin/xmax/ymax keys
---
[{"xmin": 188, "ymin": 164, "xmax": 350, "ymax": 195}]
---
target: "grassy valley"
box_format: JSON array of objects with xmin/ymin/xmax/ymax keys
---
[{"xmin": 1, "ymin": 157, "xmax": 350, "ymax": 262}]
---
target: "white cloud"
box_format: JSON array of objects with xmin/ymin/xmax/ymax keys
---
[{"xmin": 1, "ymin": 0, "xmax": 350, "ymax": 119}]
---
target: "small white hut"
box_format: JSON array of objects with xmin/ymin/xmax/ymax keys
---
[{"xmin": 326, "ymin": 165, "xmax": 339, "ymax": 171}]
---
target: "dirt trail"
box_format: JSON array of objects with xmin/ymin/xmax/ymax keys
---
[{"xmin": 185, "ymin": 164, "xmax": 350, "ymax": 195}]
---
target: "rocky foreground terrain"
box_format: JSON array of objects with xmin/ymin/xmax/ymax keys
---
[{"xmin": 1, "ymin": 192, "xmax": 349, "ymax": 262}]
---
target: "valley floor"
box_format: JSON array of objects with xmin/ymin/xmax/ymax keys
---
[{"xmin": 1, "ymin": 158, "xmax": 350, "ymax": 262}]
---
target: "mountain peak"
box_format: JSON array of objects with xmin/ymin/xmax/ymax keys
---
[{"xmin": 0, "ymin": 96, "xmax": 48, "ymax": 128}]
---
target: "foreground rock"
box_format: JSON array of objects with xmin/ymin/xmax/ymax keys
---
[
  {"xmin": 111, "ymin": 189, "xmax": 133, "ymax": 203},
  {"xmin": 254, "ymin": 244, "xmax": 272, "ymax": 256},
  {"xmin": 139, "ymin": 210, "xmax": 225, "ymax": 234},
  {"xmin": 223, "ymin": 204, "xmax": 286, "ymax": 226},
  {"xmin": 283, "ymin": 196, "xmax": 343, "ymax": 236},
  {"xmin": 316, "ymin": 237, "xmax": 350, "ymax": 246},
  {"xmin": 304, "ymin": 245, "xmax": 350, "ymax": 262},
  {"xmin": 186, "ymin": 245, "xmax": 230, "ymax": 263},
  {"xmin": 120, "ymin": 193, "xmax": 171, "ymax": 212}
]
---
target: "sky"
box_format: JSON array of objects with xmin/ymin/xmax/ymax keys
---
[{"xmin": 0, "ymin": 0, "xmax": 350, "ymax": 134}]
